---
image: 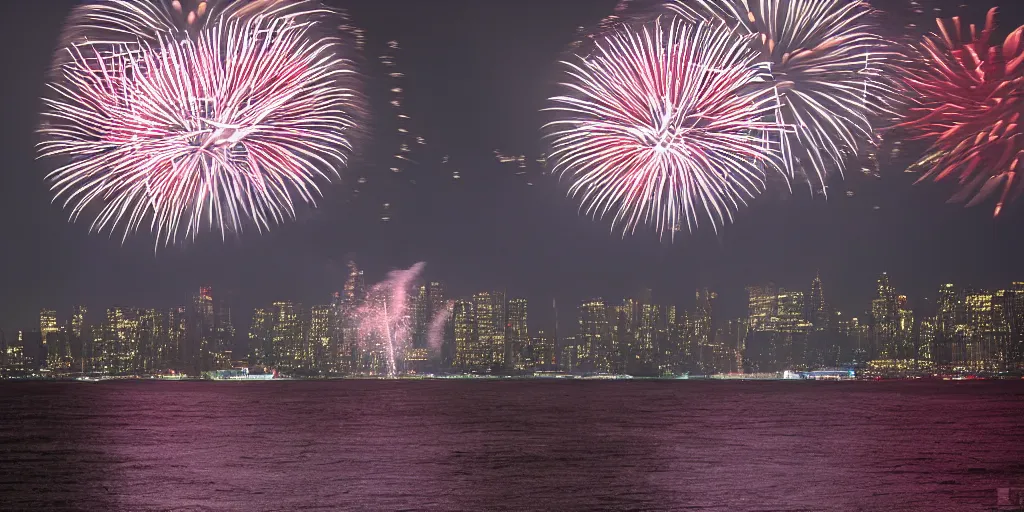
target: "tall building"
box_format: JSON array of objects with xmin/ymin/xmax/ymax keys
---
[
  {"xmin": 12, "ymin": 331, "xmax": 39, "ymax": 372},
  {"xmin": 918, "ymin": 317, "xmax": 935, "ymax": 363},
  {"xmin": 344, "ymin": 260, "xmax": 365, "ymax": 305},
  {"xmin": 506, "ymin": 298, "xmax": 528, "ymax": 371},
  {"xmin": 40, "ymin": 309, "xmax": 58, "ymax": 368},
  {"xmin": 527, "ymin": 329, "xmax": 556, "ymax": 370},
  {"xmin": 871, "ymin": 273, "xmax": 900, "ymax": 360},
  {"xmin": 97, "ymin": 308, "xmax": 140, "ymax": 375},
  {"xmin": 559, "ymin": 335, "xmax": 579, "ymax": 372},
  {"xmin": 309, "ymin": 304, "xmax": 336, "ymax": 373},
  {"xmin": 897, "ymin": 295, "xmax": 914, "ymax": 362},
  {"xmin": 959, "ymin": 290, "xmax": 1008, "ymax": 370},
  {"xmin": 473, "ymin": 291, "xmax": 506, "ymax": 371},
  {"xmin": 746, "ymin": 283, "xmax": 779, "ymax": 332},
  {"xmin": 271, "ymin": 301, "xmax": 304, "ymax": 371},
  {"xmin": 166, "ymin": 306, "xmax": 186, "ymax": 370},
  {"xmin": 186, "ymin": 286, "xmax": 215, "ymax": 374},
  {"xmin": 69, "ymin": 305, "xmax": 88, "ymax": 371},
  {"xmin": 411, "ymin": 281, "xmax": 446, "ymax": 368},
  {"xmin": 47, "ymin": 326, "xmax": 73, "ymax": 372},
  {"xmin": 934, "ymin": 283, "xmax": 959, "ymax": 365},
  {"xmin": 579, "ymin": 299, "xmax": 609, "ymax": 373},
  {"xmin": 744, "ymin": 284, "xmax": 808, "ymax": 371},
  {"xmin": 1000, "ymin": 283, "xmax": 1024, "ymax": 370},
  {"xmin": 808, "ymin": 272, "xmax": 829, "ymax": 331},
  {"xmin": 635, "ymin": 301, "xmax": 659, "ymax": 372},
  {"xmin": 452, "ymin": 300, "xmax": 478, "ymax": 372},
  {"xmin": 776, "ymin": 290, "xmax": 810, "ymax": 368},
  {"xmin": 724, "ymin": 318, "xmax": 748, "ymax": 373},
  {"xmin": 71, "ymin": 306, "xmax": 87, "ymax": 338},
  {"xmin": 692, "ymin": 289, "xmax": 716, "ymax": 373},
  {"xmin": 249, "ymin": 308, "xmax": 275, "ymax": 368},
  {"xmin": 329, "ymin": 292, "xmax": 350, "ymax": 374},
  {"xmin": 214, "ymin": 297, "xmax": 235, "ymax": 369},
  {"xmin": 138, "ymin": 309, "xmax": 166, "ymax": 373}
]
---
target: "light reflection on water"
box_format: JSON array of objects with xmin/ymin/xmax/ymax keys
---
[{"xmin": 1, "ymin": 380, "xmax": 1022, "ymax": 511}]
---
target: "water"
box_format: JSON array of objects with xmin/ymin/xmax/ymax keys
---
[{"xmin": 1, "ymin": 380, "xmax": 1022, "ymax": 511}]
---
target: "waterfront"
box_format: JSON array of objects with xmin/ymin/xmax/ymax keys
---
[{"xmin": 1, "ymin": 380, "xmax": 1022, "ymax": 511}]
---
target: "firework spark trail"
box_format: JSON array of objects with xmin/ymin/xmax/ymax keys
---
[
  {"xmin": 668, "ymin": 0, "xmax": 902, "ymax": 195},
  {"xmin": 427, "ymin": 301, "xmax": 454, "ymax": 352},
  {"xmin": 39, "ymin": 0, "xmax": 362, "ymax": 246},
  {"xmin": 355, "ymin": 262, "xmax": 425, "ymax": 377},
  {"xmin": 897, "ymin": 8, "xmax": 1024, "ymax": 216},
  {"xmin": 545, "ymin": 18, "xmax": 787, "ymax": 238}
]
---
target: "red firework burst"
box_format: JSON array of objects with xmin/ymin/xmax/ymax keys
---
[{"xmin": 899, "ymin": 8, "xmax": 1024, "ymax": 216}]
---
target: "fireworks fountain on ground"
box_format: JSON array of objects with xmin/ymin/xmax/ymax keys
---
[
  {"xmin": 354, "ymin": 263, "xmax": 451, "ymax": 377},
  {"xmin": 427, "ymin": 301, "xmax": 454, "ymax": 352}
]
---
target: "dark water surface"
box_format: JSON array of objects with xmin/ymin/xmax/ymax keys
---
[{"xmin": 1, "ymin": 380, "xmax": 1022, "ymax": 511}]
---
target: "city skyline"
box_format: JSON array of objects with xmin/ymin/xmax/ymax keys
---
[
  {"xmin": 6, "ymin": 264, "xmax": 1023, "ymax": 378},
  {"xmin": 4, "ymin": 264, "xmax": 1020, "ymax": 335},
  {"xmin": 4, "ymin": 0, "xmax": 1024, "ymax": 338}
]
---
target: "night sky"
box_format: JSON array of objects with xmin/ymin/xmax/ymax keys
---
[{"xmin": 1, "ymin": 0, "xmax": 1023, "ymax": 334}]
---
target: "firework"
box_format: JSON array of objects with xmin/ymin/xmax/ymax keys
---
[
  {"xmin": 427, "ymin": 301, "xmax": 454, "ymax": 352},
  {"xmin": 39, "ymin": 0, "xmax": 362, "ymax": 245},
  {"xmin": 545, "ymin": 18, "xmax": 786, "ymax": 237},
  {"xmin": 355, "ymin": 262, "xmax": 423, "ymax": 377},
  {"xmin": 668, "ymin": 0, "xmax": 900, "ymax": 195},
  {"xmin": 897, "ymin": 8, "xmax": 1024, "ymax": 216}
]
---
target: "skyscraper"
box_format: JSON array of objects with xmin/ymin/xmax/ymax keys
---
[
  {"xmin": 776, "ymin": 290, "xmax": 809, "ymax": 368},
  {"xmin": 166, "ymin": 306, "xmax": 186, "ymax": 371},
  {"xmin": 452, "ymin": 299, "xmax": 478, "ymax": 372},
  {"xmin": 960, "ymin": 290, "xmax": 1008, "ymax": 370},
  {"xmin": 309, "ymin": 304, "xmax": 336, "ymax": 373},
  {"xmin": 1002, "ymin": 282, "xmax": 1024, "ymax": 370},
  {"xmin": 411, "ymin": 282, "xmax": 446, "ymax": 354},
  {"xmin": 527, "ymin": 329, "xmax": 556, "ymax": 370},
  {"xmin": 506, "ymin": 298, "xmax": 528, "ymax": 371},
  {"xmin": 98, "ymin": 308, "xmax": 140, "ymax": 375},
  {"xmin": 871, "ymin": 273, "xmax": 900, "ymax": 360},
  {"xmin": 214, "ymin": 297, "xmax": 235, "ymax": 369},
  {"xmin": 249, "ymin": 308, "xmax": 275, "ymax": 368},
  {"xmin": 271, "ymin": 301, "xmax": 304, "ymax": 371},
  {"xmin": 897, "ymin": 295, "xmax": 914, "ymax": 361},
  {"xmin": 744, "ymin": 284, "xmax": 808, "ymax": 371},
  {"xmin": 579, "ymin": 298, "xmax": 609, "ymax": 373},
  {"xmin": 692, "ymin": 289, "xmax": 716, "ymax": 373},
  {"xmin": 71, "ymin": 306, "xmax": 87, "ymax": 338},
  {"xmin": 138, "ymin": 309, "xmax": 166, "ymax": 373},
  {"xmin": 186, "ymin": 286, "xmax": 215, "ymax": 374},
  {"xmin": 40, "ymin": 309, "xmax": 58, "ymax": 368},
  {"xmin": 808, "ymin": 272, "xmax": 829, "ymax": 331},
  {"xmin": 918, "ymin": 318, "xmax": 935, "ymax": 363},
  {"xmin": 344, "ymin": 260, "xmax": 365, "ymax": 305},
  {"xmin": 636, "ymin": 301, "xmax": 658, "ymax": 372},
  {"xmin": 746, "ymin": 283, "xmax": 779, "ymax": 332},
  {"xmin": 473, "ymin": 291, "xmax": 505, "ymax": 371},
  {"xmin": 934, "ymin": 283, "xmax": 959, "ymax": 365}
]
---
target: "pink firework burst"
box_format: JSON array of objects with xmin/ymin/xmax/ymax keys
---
[
  {"xmin": 39, "ymin": 0, "xmax": 362, "ymax": 245},
  {"xmin": 898, "ymin": 8, "xmax": 1024, "ymax": 216},
  {"xmin": 668, "ymin": 0, "xmax": 903, "ymax": 195},
  {"xmin": 545, "ymin": 18, "xmax": 786, "ymax": 238}
]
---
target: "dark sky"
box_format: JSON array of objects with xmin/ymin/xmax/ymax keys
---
[{"xmin": 1, "ymin": 0, "xmax": 1023, "ymax": 333}]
